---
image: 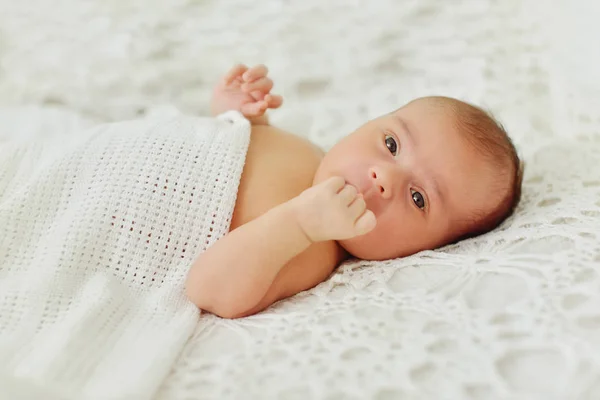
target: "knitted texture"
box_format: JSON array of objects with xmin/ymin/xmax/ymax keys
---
[{"xmin": 0, "ymin": 111, "xmax": 250, "ymax": 399}]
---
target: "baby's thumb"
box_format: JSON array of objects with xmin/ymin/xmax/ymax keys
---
[{"xmin": 355, "ymin": 210, "xmax": 376, "ymax": 236}]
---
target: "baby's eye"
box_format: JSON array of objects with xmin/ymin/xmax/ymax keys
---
[
  {"xmin": 411, "ymin": 189, "xmax": 425, "ymax": 209},
  {"xmin": 385, "ymin": 135, "xmax": 398, "ymax": 156}
]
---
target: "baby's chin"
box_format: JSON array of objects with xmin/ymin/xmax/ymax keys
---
[{"xmin": 338, "ymin": 236, "xmax": 398, "ymax": 261}]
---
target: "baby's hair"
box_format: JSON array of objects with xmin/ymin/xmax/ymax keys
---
[{"xmin": 425, "ymin": 96, "xmax": 524, "ymax": 240}]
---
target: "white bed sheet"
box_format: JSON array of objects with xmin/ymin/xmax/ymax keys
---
[{"xmin": 0, "ymin": 0, "xmax": 599, "ymax": 399}]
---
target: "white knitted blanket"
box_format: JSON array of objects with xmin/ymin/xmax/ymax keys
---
[{"xmin": 0, "ymin": 111, "xmax": 250, "ymax": 399}]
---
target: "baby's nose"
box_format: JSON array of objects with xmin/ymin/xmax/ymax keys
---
[{"xmin": 369, "ymin": 166, "xmax": 393, "ymax": 200}]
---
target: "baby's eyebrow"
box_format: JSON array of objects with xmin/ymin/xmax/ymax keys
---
[
  {"xmin": 431, "ymin": 174, "xmax": 445, "ymax": 205},
  {"xmin": 393, "ymin": 116, "xmax": 417, "ymax": 146}
]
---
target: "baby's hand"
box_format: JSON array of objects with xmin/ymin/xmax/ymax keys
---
[
  {"xmin": 211, "ymin": 64, "xmax": 283, "ymax": 119},
  {"xmin": 292, "ymin": 177, "xmax": 377, "ymax": 243}
]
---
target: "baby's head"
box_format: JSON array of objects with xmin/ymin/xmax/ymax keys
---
[{"xmin": 313, "ymin": 96, "xmax": 523, "ymax": 260}]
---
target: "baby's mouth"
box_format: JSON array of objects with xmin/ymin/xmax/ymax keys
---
[
  {"xmin": 348, "ymin": 176, "xmax": 377, "ymax": 211},
  {"xmin": 359, "ymin": 185, "xmax": 383, "ymax": 216}
]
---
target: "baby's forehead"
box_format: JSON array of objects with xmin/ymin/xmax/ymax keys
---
[
  {"xmin": 396, "ymin": 100, "xmax": 499, "ymax": 157},
  {"xmin": 387, "ymin": 108, "xmax": 467, "ymax": 152}
]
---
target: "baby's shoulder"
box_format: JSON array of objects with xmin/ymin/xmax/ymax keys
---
[
  {"xmin": 247, "ymin": 124, "xmax": 324, "ymax": 187},
  {"xmin": 250, "ymin": 124, "xmax": 325, "ymax": 161}
]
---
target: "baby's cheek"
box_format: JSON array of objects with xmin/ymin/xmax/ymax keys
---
[{"xmin": 369, "ymin": 217, "xmax": 407, "ymax": 256}]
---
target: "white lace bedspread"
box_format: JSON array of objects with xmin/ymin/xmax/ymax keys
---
[{"xmin": 1, "ymin": 0, "xmax": 599, "ymax": 399}]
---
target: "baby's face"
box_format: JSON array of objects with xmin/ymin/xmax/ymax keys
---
[{"xmin": 313, "ymin": 98, "xmax": 498, "ymax": 260}]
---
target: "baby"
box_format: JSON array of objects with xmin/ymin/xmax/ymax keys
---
[{"xmin": 185, "ymin": 64, "xmax": 523, "ymax": 318}]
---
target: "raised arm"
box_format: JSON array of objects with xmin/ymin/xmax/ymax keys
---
[{"xmin": 210, "ymin": 63, "xmax": 283, "ymax": 126}]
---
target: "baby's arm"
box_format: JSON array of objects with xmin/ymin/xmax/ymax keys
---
[
  {"xmin": 210, "ymin": 64, "xmax": 283, "ymax": 126},
  {"xmin": 185, "ymin": 177, "xmax": 376, "ymax": 318}
]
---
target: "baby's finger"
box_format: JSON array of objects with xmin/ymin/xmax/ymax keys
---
[
  {"xmin": 338, "ymin": 185, "xmax": 358, "ymax": 206},
  {"xmin": 242, "ymin": 77, "xmax": 273, "ymax": 94},
  {"xmin": 223, "ymin": 64, "xmax": 248, "ymax": 85},
  {"xmin": 250, "ymin": 90, "xmax": 266, "ymax": 101},
  {"xmin": 243, "ymin": 64, "xmax": 268, "ymax": 82},
  {"xmin": 323, "ymin": 176, "xmax": 347, "ymax": 193},
  {"xmin": 348, "ymin": 194, "xmax": 367, "ymax": 215},
  {"xmin": 354, "ymin": 210, "xmax": 377, "ymax": 236},
  {"xmin": 240, "ymin": 101, "xmax": 268, "ymax": 117},
  {"xmin": 265, "ymin": 94, "xmax": 283, "ymax": 109}
]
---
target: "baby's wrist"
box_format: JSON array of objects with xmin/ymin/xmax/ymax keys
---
[
  {"xmin": 246, "ymin": 114, "xmax": 269, "ymax": 126},
  {"xmin": 285, "ymin": 197, "xmax": 316, "ymax": 246}
]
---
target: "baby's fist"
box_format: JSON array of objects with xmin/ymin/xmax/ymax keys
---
[
  {"xmin": 292, "ymin": 177, "xmax": 377, "ymax": 243},
  {"xmin": 211, "ymin": 64, "xmax": 283, "ymax": 119}
]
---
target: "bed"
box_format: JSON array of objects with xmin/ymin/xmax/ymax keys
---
[{"xmin": 1, "ymin": 0, "xmax": 599, "ymax": 399}]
